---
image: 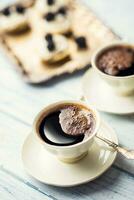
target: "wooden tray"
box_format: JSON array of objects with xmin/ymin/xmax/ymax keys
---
[{"xmin": 0, "ymin": 0, "xmax": 119, "ymax": 83}]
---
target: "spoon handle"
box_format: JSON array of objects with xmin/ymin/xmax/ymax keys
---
[
  {"xmin": 116, "ymin": 147, "xmax": 134, "ymax": 159},
  {"xmin": 96, "ymin": 135, "xmax": 134, "ymax": 160}
]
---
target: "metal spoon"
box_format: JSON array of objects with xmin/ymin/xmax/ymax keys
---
[
  {"xmin": 79, "ymin": 96, "xmax": 134, "ymax": 159},
  {"xmin": 96, "ymin": 135, "xmax": 134, "ymax": 160}
]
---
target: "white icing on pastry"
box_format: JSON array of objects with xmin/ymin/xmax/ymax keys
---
[
  {"xmin": 39, "ymin": 34, "xmax": 69, "ymax": 63},
  {"xmin": 0, "ymin": 6, "xmax": 29, "ymax": 33},
  {"xmin": 43, "ymin": 13, "xmax": 71, "ymax": 34},
  {"xmin": 35, "ymin": 0, "xmax": 70, "ymax": 14}
]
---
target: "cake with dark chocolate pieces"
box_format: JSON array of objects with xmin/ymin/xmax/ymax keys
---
[
  {"xmin": 0, "ymin": 4, "xmax": 30, "ymax": 34},
  {"xmin": 38, "ymin": 33, "xmax": 70, "ymax": 64}
]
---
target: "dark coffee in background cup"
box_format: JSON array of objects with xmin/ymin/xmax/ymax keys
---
[
  {"xmin": 39, "ymin": 104, "xmax": 96, "ymax": 146},
  {"xmin": 97, "ymin": 45, "xmax": 134, "ymax": 76}
]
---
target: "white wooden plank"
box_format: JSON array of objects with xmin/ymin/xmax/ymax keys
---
[
  {"xmin": 0, "ymin": 169, "xmax": 56, "ymax": 200},
  {"xmin": 101, "ymin": 113, "xmax": 134, "ymax": 174},
  {"xmin": 0, "ymin": 164, "xmax": 134, "ymax": 200},
  {"xmin": 0, "ymin": 52, "xmax": 83, "ymax": 99},
  {"xmin": 0, "ymin": 56, "xmax": 84, "ymax": 124}
]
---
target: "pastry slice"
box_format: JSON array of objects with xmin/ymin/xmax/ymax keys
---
[
  {"xmin": 39, "ymin": 33, "xmax": 70, "ymax": 64},
  {"xmin": 42, "ymin": 6, "xmax": 71, "ymax": 34},
  {"xmin": 0, "ymin": 4, "xmax": 30, "ymax": 34},
  {"xmin": 35, "ymin": 0, "xmax": 71, "ymax": 14}
]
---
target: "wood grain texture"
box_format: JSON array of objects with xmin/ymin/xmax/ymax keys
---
[{"xmin": 0, "ymin": 0, "xmax": 134, "ymax": 200}]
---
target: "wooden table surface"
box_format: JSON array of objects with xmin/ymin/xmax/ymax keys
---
[{"xmin": 0, "ymin": 0, "xmax": 134, "ymax": 199}]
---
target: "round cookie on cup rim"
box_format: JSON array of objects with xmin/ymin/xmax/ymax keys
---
[
  {"xmin": 91, "ymin": 42, "xmax": 134, "ymax": 96},
  {"xmin": 33, "ymin": 100, "xmax": 100, "ymax": 163}
]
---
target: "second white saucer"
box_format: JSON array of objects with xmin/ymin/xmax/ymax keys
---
[
  {"xmin": 22, "ymin": 121, "xmax": 118, "ymax": 187},
  {"xmin": 83, "ymin": 68, "xmax": 134, "ymax": 114}
]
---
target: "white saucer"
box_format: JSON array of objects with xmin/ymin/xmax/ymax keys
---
[
  {"xmin": 21, "ymin": 121, "xmax": 118, "ymax": 187},
  {"xmin": 83, "ymin": 68, "xmax": 134, "ymax": 114}
]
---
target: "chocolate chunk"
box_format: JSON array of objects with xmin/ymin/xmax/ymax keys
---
[
  {"xmin": 47, "ymin": 0, "xmax": 55, "ymax": 5},
  {"xmin": 63, "ymin": 31, "xmax": 73, "ymax": 38},
  {"xmin": 1, "ymin": 7, "xmax": 10, "ymax": 16},
  {"xmin": 45, "ymin": 12, "xmax": 55, "ymax": 21},
  {"xmin": 45, "ymin": 33, "xmax": 55, "ymax": 51},
  {"xmin": 15, "ymin": 5, "xmax": 26, "ymax": 14},
  {"xmin": 57, "ymin": 7, "xmax": 67, "ymax": 15},
  {"xmin": 75, "ymin": 36, "xmax": 87, "ymax": 49},
  {"xmin": 45, "ymin": 33, "xmax": 53, "ymax": 41},
  {"xmin": 47, "ymin": 41, "xmax": 55, "ymax": 51},
  {"xmin": 59, "ymin": 106, "xmax": 94, "ymax": 136}
]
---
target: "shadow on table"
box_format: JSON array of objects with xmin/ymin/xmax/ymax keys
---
[{"xmin": 29, "ymin": 65, "xmax": 90, "ymax": 88}]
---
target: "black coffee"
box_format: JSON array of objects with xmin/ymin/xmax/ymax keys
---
[
  {"xmin": 117, "ymin": 63, "xmax": 134, "ymax": 76},
  {"xmin": 39, "ymin": 111, "xmax": 84, "ymax": 146},
  {"xmin": 97, "ymin": 46, "xmax": 134, "ymax": 76}
]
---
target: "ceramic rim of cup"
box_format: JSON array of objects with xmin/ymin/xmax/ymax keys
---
[
  {"xmin": 33, "ymin": 100, "xmax": 101, "ymax": 149},
  {"xmin": 91, "ymin": 41, "xmax": 134, "ymax": 79}
]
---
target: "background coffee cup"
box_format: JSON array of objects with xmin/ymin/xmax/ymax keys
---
[
  {"xmin": 91, "ymin": 42, "xmax": 134, "ymax": 96},
  {"xmin": 33, "ymin": 100, "xmax": 100, "ymax": 163}
]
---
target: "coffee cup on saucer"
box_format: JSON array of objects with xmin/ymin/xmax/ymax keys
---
[
  {"xmin": 91, "ymin": 42, "xmax": 134, "ymax": 96},
  {"xmin": 32, "ymin": 100, "xmax": 100, "ymax": 163}
]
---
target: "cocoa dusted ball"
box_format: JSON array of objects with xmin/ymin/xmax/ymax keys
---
[
  {"xmin": 59, "ymin": 106, "xmax": 94, "ymax": 136},
  {"xmin": 97, "ymin": 46, "xmax": 134, "ymax": 76}
]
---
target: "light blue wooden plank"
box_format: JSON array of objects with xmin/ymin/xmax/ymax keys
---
[
  {"xmin": 0, "ymin": 54, "xmax": 77, "ymax": 98},
  {"xmin": 100, "ymin": 113, "xmax": 134, "ymax": 174},
  {"xmin": 0, "ymin": 165, "xmax": 134, "ymax": 200},
  {"xmin": 0, "ymin": 168, "xmax": 56, "ymax": 200}
]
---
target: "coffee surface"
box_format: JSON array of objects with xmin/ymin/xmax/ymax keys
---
[
  {"xmin": 39, "ymin": 104, "xmax": 95, "ymax": 146},
  {"xmin": 39, "ymin": 111, "xmax": 84, "ymax": 146},
  {"xmin": 97, "ymin": 46, "xmax": 134, "ymax": 76}
]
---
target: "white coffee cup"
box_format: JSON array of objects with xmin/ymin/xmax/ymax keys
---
[
  {"xmin": 91, "ymin": 42, "xmax": 134, "ymax": 96},
  {"xmin": 33, "ymin": 100, "xmax": 100, "ymax": 163}
]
